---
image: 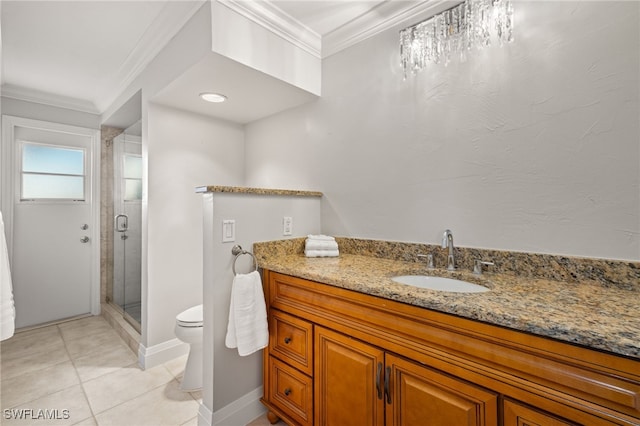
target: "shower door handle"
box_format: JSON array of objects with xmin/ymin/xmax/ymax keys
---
[{"xmin": 115, "ymin": 214, "xmax": 128, "ymax": 232}]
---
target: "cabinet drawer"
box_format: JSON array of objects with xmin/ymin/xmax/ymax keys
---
[
  {"xmin": 268, "ymin": 357, "xmax": 313, "ymax": 426},
  {"xmin": 503, "ymin": 399, "xmax": 579, "ymax": 426},
  {"xmin": 270, "ymin": 309, "xmax": 313, "ymax": 376}
]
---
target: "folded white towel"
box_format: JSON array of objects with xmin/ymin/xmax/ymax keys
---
[
  {"xmin": 225, "ymin": 270, "xmax": 268, "ymax": 356},
  {"xmin": 305, "ymin": 240, "xmax": 339, "ymax": 251},
  {"xmin": 0, "ymin": 212, "xmax": 15, "ymax": 341},
  {"xmin": 307, "ymin": 234, "xmax": 335, "ymax": 242},
  {"xmin": 305, "ymin": 249, "xmax": 339, "ymax": 258}
]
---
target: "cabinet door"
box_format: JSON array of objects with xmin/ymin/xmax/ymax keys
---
[
  {"xmin": 315, "ymin": 326, "xmax": 385, "ymax": 426},
  {"xmin": 503, "ymin": 399, "xmax": 579, "ymax": 426},
  {"xmin": 385, "ymin": 354, "xmax": 498, "ymax": 426}
]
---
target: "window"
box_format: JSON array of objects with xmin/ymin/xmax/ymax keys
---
[
  {"xmin": 21, "ymin": 143, "xmax": 86, "ymax": 201},
  {"xmin": 123, "ymin": 154, "xmax": 142, "ymax": 201}
]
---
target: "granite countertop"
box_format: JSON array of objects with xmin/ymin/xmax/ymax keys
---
[
  {"xmin": 254, "ymin": 240, "xmax": 640, "ymax": 360},
  {"xmin": 195, "ymin": 185, "xmax": 322, "ymax": 197}
]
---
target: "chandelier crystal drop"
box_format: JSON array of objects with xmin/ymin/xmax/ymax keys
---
[{"xmin": 400, "ymin": 0, "xmax": 514, "ymax": 78}]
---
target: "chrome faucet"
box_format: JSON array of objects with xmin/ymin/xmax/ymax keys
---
[{"xmin": 441, "ymin": 229, "xmax": 455, "ymax": 271}]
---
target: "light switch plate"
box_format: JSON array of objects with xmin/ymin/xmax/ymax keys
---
[
  {"xmin": 222, "ymin": 220, "xmax": 235, "ymax": 242},
  {"xmin": 283, "ymin": 216, "xmax": 293, "ymax": 236}
]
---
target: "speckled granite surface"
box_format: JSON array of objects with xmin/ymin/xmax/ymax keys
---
[
  {"xmin": 195, "ymin": 185, "xmax": 322, "ymax": 197},
  {"xmin": 254, "ymin": 238, "xmax": 640, "ymax": 359}
]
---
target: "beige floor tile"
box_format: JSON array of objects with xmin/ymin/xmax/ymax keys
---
[
  {"xmin": 64, "ymin": 328, "xmax": 128, "ymax": 360},
  {"xmin": 1, "ymin": 385, "xmax": 92, "ymax": 426},
  {"xmin": 94, "ymin": 379, "xmax": 199, "ymax": 426},
  {"xmin": 71, "ymin": 417, "xmax": 97, "ymax": 426},
  {"xmin": 163, "ymin": 354, "xmax": 188, "ymax": 379},
  {"xmin": 1, "ymin": 361, "xmax": 80, "ymax": 409},
  {"xmin": 73, "ymin": 344, "xmax": 137, "ymax": 382},
  {"xmin": 82, "ymin": 364, "xmax": 174, "ymax": 414},
  {"xmin": 58, "ymin": 316, "xmax": 113, "ymax": 342},
  {"xmin": 0, "ymin": 326, "xmax": 64, "ymax": 360},
  {"xmin": 245, "ymin": 414, "xmax": 286, "ymax": 426},
  {"xmin": 0, "ymin": 343, "xmax": 70, "ymax": 380},
  {"xmin": 180, "ymin": 416, "xmax": 199, "ymax": 426},
  {"xmin": 188, "ymin": 389, "xmax": 202, "ymax": 403}
]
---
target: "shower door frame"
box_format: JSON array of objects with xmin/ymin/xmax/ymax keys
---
[{"xmin": 112, "ymin": 132, "xmax": 142, "ymax": 332}]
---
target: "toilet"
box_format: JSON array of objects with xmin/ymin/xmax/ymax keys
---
[{"xmin": 174, "ymin": 304, "xmax": 203, "ymax": 391}]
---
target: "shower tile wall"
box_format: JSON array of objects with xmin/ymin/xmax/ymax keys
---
[{"xmin": 100, "ymin": 126, "xmax": 123, "ymax": 304}]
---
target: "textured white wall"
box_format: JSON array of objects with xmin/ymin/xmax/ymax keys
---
[
  {"xmin": 245, "ymin": 1, "xmax": 640, "ymax": 261},
  {"xmin": 146, "ymin": 104, "xmax": 244, "ymax": 347}
]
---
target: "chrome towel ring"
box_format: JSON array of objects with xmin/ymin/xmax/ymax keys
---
[{"xmin": 231, "ymin": 245, "xmax": 258, "ymax": 275}]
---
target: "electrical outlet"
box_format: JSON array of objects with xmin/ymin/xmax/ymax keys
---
[
  {"xmin": 283, "ymin": 216, "xmax": 293, "ymax": 236},
  {"xmin": 222, "ymin": 220, "xmax": 235, "ymax": 242}
]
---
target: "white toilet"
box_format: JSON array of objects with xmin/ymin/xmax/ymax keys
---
[{"xmin": 174, "ymin": 304, "xmax": 203, "ymax": 391}]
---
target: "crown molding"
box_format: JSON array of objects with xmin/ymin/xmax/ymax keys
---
[
  {"xmin": 94, "ymin": 0, "xmax": 206, "ymax": 113},
  {"xmin": 218, "ymin": 0, "xmax": 321, "ymax": 59},
  {"xmin": 214, "ymin": 1, "xmax": 454, "ymax": 60},
  {"xmin": 2, "ymin": 1, "xmax": 204, "ymax": 115},
  {"xmin": 1, "ymin": 1, "xmax": 452, "ymax": 114},
  {"xmin": 322, "ymin": 0, "xmax": 456, "ymax": 58},
  {"xmin": 1, "ymin": 84, "xmax": 100, "ymax": 114}
]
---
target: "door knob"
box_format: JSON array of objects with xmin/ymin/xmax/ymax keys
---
[
  {"xmin": 80, "ymin": 224, "xmax": 88, "ymax": 230},
  {"xmin": 80, "ymin": 236, "xmax": 90, "ymax": 243}
]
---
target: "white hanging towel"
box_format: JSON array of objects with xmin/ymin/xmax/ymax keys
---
[
  {"xmin": 0, "ymin": 212, "xmax": 15, "ymax": 341},
  {"xmin": 225, "ymin": 270, "xmax": 268, "ymax": 356}
]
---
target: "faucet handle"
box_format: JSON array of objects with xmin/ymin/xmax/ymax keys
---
[
  {"xmin": 473, "ymin": 260, "xmax": 495, "ymax": 275},
  {"xmin": 417, "ymin": 254, "xmax": 434, "ymax": 269}
]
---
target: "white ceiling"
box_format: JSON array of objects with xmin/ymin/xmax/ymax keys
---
[
  {"xmin": 1, "ymin": 0, "xmax": 206, "ymax": 114},
  {"xmin": 151, "ymin": 52, "xmax": 318, "ymax": 124},
  {"xmin": 272, "ymin": 1, "xmax": 385, "ymax": 35},
  {"xmin": 0, "ymin": 0, "xmax": 434, "ymax": 122}
]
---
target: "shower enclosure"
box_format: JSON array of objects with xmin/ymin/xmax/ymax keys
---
[{"xmin": 112, "ymin": 122, "xmax": 142, "ymax": 331}]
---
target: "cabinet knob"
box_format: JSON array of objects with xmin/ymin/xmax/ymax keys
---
[
  {"xmin": 284, "ymin": 337, "xmax": 292, "ymax": 344},
  {"xmin": 284, "ymin": 388, "xmax": 291, "ymax": 396}
]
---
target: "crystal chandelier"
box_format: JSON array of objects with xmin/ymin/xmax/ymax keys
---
[{"xmin": 400, "ymin": 0, "xmax": 514, "ymax": 78}]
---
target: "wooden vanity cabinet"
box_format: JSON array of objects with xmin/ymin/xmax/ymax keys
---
[
  {"xmin": 261, "ymin": 270, "xmax": 640, "ymax": 426},
  {"xmin": 314, "ymin": 326, "xmax": 498, "ymax": 426}
]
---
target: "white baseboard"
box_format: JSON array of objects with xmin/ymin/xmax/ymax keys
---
[
  {"xmin": 198, "ymin": 386, "xmax": 265, "ymax": 426},
  {"xmin": 138, "ymin": 338, "xmax": 189, "ymax": 369},
  {"xmin": 198, "ymin": 403, "xmax": 213, "ymax": 426}
]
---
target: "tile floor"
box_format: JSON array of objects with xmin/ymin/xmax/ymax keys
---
[{"xmin": 0, "ymin": 315, "xmax": 275, "ymax": 426}]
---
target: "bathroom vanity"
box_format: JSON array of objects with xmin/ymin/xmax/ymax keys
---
[{"xmin": 254, "ymin": 238, "xmax": 640, "ymax": 426}]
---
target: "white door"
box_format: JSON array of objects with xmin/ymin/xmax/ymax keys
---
[{"xmin": 2, "ymin": 116, "xmax": 99, "ymax": 329}]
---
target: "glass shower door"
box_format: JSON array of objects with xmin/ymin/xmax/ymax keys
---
[{"xmin": 113, "ymin": 130, "xmax": 142, "ymax": 331}]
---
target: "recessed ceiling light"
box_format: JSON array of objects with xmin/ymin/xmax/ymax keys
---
[{"xmin": 199, "ymin": 92, "xmax": 227, "ymax": 103}]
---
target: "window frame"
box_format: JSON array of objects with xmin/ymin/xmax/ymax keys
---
[{"xmin": 17, "ymin": 140, "xmax": 89, "ymax": 203}]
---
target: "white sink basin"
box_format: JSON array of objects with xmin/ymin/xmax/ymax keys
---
[{"xmin": 391, "ymin": 275, "xmax": 489, "ymax": 293}]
